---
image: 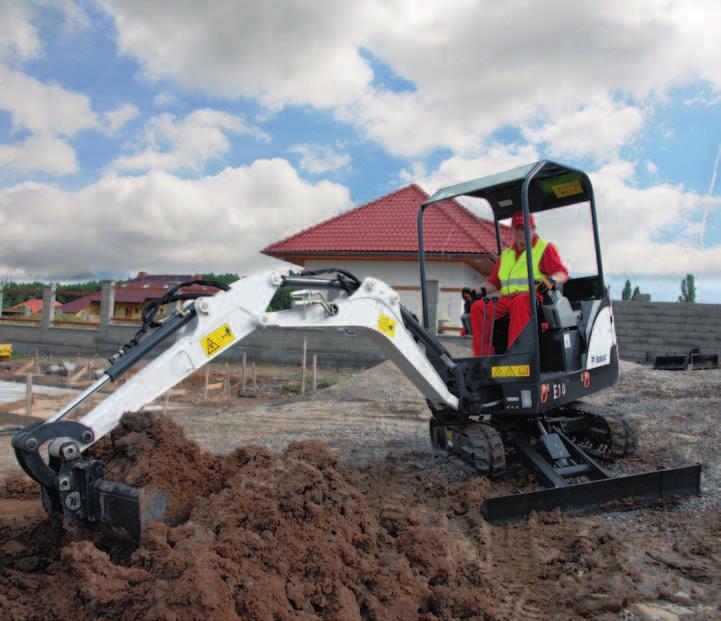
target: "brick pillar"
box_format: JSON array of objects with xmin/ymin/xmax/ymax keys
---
[
  {"xmin": 100, "ymin": 281, "xmax": 115, "ymax": 330},
  {"xmin": 41, "ymin": 284, "xmax": 56, "ymax": 331}
]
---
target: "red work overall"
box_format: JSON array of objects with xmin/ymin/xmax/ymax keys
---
[
  {"xmin": 470, "ymin": 235, "xmax": 567, "ymax": 356},
  {"xmin": 470, "ymin": 294, "xmax": 535, "ymax": 356}
]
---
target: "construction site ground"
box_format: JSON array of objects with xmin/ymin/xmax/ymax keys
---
[{"xmin": 1, "ymin": 348, "xmax": 720, "ymax": 620}]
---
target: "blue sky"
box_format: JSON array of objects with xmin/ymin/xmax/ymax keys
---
[{"xmin": 1, "ymin": 1, "xmax": 720, "ymax": 301}]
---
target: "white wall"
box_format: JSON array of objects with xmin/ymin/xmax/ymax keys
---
[{"xmin": 303, "ymin": 258, "xmax": 487, "ymax": 328}]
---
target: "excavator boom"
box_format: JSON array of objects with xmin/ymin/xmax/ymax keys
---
[{"xmin": 13, "ymin": 270, "xmax": 459, "ymax": 539}]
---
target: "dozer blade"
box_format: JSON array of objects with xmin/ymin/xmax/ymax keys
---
[
  {"xmin": 482, "ymin": 464, "xmax": 701, "ymax": 524},
  {"xmin": 653, "ymin": 353, "xmax": 689, "ymax": 371}
]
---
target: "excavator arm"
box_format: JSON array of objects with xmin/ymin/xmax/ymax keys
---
[{"xmin": 13, "ymin": 269, "xmax": 458, "ymax": 540}]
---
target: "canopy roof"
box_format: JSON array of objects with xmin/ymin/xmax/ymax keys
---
[{"xmin": 423, "ymin": 161, "xmax": 593, "ymax": 220}]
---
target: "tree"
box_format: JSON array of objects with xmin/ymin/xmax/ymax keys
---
[
  {"xmin": 632, "ymin": 286, "xmax": 641, "ymax": 299},
  {"xmin": 678, "ymin": 274, "xmax": 696, "ymax": 303},
  {"xmin": 267, "ymin": 287, "xmax": 292, "ymax": 312},
  {"xmin": 201, "ymin": 273, "xmax": 240, "ymax": 286},
  {"xmin": 622, "ymin": 280, "xmax": 633, "ymax": 301}
]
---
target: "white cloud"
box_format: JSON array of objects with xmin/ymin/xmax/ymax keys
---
[
  {"xmin": 0, "ymin": 158, "xmax": 352, "ymax": 279},
  {"xmin": 43, "ymin": 0, "xmax": 91, "ymax": 33},
  {"xmin": 153, "ymin": 92, "xmax": 178, "ymax": 108},
  {"xmin": 0, "ymin": 1, "xmax": 91, "ymax": 62},
  {"xmin": 400, "ymin": 143, "xmax": 541, "ymax": 218},
  {"xmin": 288, "ymin": 144, "xmax": 350, "ymax": 174},
  {"xmin": 98, "ymin": 0, "xmax": 376, "ymax": 108},
  {"xmin": 0, "ymin": 134, "xmax": 77, "ymax": 174},
  {"xmin": 0, "ymin": 65, "xmax": 98, "ymax": 135},
  {"xmin": 344, "ymin": 1, "xmax": 721, "ymax": 156},
  {"xmin": 111, "ymin": 109, "xmax": 270, "ymax": 173},
  {"xmin": 103, "ymin": 103, "xmax": 140, "ymax": 135},
  {"xmin": 0, "ymin": 0, "xmax": 42, "ymax": 61},
  {"xmin": 406, "ymin": 151, "xmax": 721, "ymax": 278},
  {"xmin": 646, "ymin": 160, "xmax": 658, "ymax": 175},
  {"xmin": 522, "ymin": 97, "xmax": 645, "ymax": 162},
  {"xmin": 683, "ymin": 91, "xmax": 721, "ymax": 107},
  {"xmin": 92, "ymin": 1, "xmax": 721, "ymax": 158}
]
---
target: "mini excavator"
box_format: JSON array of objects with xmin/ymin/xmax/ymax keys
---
[{"xmin": 13, "ymin": 161, "xmax": 701, "ymax": 541}]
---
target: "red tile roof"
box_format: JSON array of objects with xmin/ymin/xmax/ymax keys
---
[
  {"xmin": 8, "ymin": 298, "xmax": 61, "ymax": 314},
  {"xmin": 60, "ymin": 274, "xmax": 218, "ymax": 314},
  {"xmin": 263, "ymin": 184, "xmax": 510, "ymax": 259}
]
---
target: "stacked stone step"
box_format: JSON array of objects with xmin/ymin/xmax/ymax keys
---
[{"xmin": 612, "ymin": 301, "xmax": 721, "ymax": 363}]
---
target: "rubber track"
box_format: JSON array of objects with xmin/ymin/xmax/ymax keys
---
[
  {"xmin": 566, "ymin": 401, "xmax": 637, "ymax": 460},
  {"xmin": 451, "ymin": 423, "xmax": 506, "ymax": 477}
]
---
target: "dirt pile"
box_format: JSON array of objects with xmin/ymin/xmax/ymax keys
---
[
  {"xmin": 1, "ymin": 474, "xmax": 38, "ymax": 499},
  {"xmin": 314, "ymin": 341, "xmax": 472, "ymax": 404},
  {"xmin": 2, "ymin": 412, "xmax": 720, "ymax": 621},
  {"xmin": 2, "ymin": 413, "xmax": 500, "ymax": 621}
]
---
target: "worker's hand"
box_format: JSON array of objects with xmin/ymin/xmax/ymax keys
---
[{"xmin": 535, "ymin": 276, "xmax": 556, "ymax": 295}]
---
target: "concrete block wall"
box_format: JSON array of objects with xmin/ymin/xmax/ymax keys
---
[
  {"xmin": 3, "ymin": 285, "xmax": 719, "ymax": 366},
  {"xmin": 0, "ymin": 321, "xmax": 470, "ymax": 368},
  {"xmin": 612, "ymin": 301, "xmax": 721, "ymax": 363}
]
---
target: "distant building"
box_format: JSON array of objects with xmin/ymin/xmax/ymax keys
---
[
  {"xmin": 5, "ymin": 298, "xmax": 62, "ymax": 316},
  {"xmin": 60, "ymin": 272, "xmax": 217, "ymax": 321},
  {"xmin": 263, "ymin": 184, "xmax": 509, "ymax": 332}
]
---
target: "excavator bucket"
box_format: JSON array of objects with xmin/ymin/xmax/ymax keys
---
[
  {"xmin": 89, "ymin": 480, "xmax": 167, "ymax": 542},
  {"xmin": 653, "ymin": 353, "xmax": 690, "ymax": 371},
  {"xmin": 13, "ymin": 420, "xmax": 167, "ymax": 543},
  {"xmin": 482, "ymin": 464, "xmax": 701, "ymax": 523}
]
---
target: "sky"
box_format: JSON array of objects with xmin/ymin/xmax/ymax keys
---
[{"xmin": 1, "ymin": 1, "xmax": 720, "ymax": 301}]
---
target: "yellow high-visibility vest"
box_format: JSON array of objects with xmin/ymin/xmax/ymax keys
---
[{"xmin": 497, "ymin": 238, "xmax": 549, "ymax": 295}]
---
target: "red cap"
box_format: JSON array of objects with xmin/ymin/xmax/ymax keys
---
[{"xmin": 511, "ymin": 211, "xmax": 535, "ymax": 228}]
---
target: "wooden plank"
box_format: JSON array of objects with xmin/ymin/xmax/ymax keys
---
[
  {"xmin": 70, "ymin": 364, "xmax": 89, "ymax": 383},
  {"xmin": 203, "ymin": 366, "xmax": 210, "ymax": 401},
  {"xmin": 25, "ymin": 374, "xmax": 32, "ymax": 417},
  {"xmin": 312, "ymin": 354, "xmax": 317, "ymax": 392},
  {"xmin": 0, "ymin": 398, "xmax": 28, "ymax": 414},
  {"xmin": 13, "ymin": 359, "xmax": 34, "ymax": 376},
  {"xmin": 241, "ymin": 352, "xmax": 247, "ymax": 393},
  {"xmin": 301, "ymin": 339, "xmax": 307, "ymax": 395}
]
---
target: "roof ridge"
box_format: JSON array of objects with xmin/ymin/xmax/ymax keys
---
[
  {"xmin": 432, "ymin": 197, "xmax": 492, "ymax": 251},
  {"xmin": 262, "ymin": 184, "xmax": 428, "ymax": 254}
]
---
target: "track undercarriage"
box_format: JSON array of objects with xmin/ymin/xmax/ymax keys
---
[{"xmin": 429, "ymin": 402, "xmax": 700, "ymax": 522}]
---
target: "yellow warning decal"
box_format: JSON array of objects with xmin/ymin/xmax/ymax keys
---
[
  {"xmin": 200, "ymin": 323, "xmax": 236, "ymax": 357},
  {"xmin": 377, "ymin": 314, "xmax": 397, "ymax": 337},
  {"xmin": 491, "ymin": 364, "xmax": 531, "ymax": 378},
  {"xmin": 551, "ymin": 180, "xmax": 583, "ymax": 199}
]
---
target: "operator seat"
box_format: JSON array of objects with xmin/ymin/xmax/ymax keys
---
[{"xmin": 541, "ymin": 289, "xmax": 582, "ymax": 330}]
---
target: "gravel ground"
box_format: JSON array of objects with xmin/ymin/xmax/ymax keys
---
[{"xmin": 2, "ymin": 350, "xmax": 720, "ymax": 620}]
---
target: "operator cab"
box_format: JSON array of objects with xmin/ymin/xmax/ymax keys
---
[{"xmin": 418, "ymin": 161, "xmax": 618, "ymax": 415}]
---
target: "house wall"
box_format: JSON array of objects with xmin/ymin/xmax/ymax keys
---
[
  {"xmin": 303, "ymin": 258, "xmax": 487, "ymax": 330},
  {"xmin": 74, "ymin": 301, "xmax": 158, "ymax": 320}
]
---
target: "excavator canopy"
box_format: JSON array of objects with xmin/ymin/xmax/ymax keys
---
[{"xmin": 423, "ymin": 160, "xmax": 593, "ymax": 219}]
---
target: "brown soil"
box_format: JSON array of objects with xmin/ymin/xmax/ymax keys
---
[{"xmin": 2, "ymin": 413, "xmax": 720, "ymax": 621}]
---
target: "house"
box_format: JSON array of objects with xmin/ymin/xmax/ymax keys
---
[
  {"xmin": 60, "ymin": 273, "xmax": 218, "ymax": 321},
  {"xmin": 4, "ymin": 298, "xmax": 62, "ymax": 316},
  {"xmin": 263, "ymin": 184, "xmax": 509, "ymax": 332}
]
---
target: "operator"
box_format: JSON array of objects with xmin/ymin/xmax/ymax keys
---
[{"xmin": 470, "ymin": 211, "xmax": 568, "ymax": 356}]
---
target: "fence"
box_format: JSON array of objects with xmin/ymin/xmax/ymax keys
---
[
  {"xmin": 613, "ymin": 300, "xmax": 721, "ymax": 363},
  {"xmin": 4, "ymin": 285, "xmax": 718, "ymax": 365}
]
